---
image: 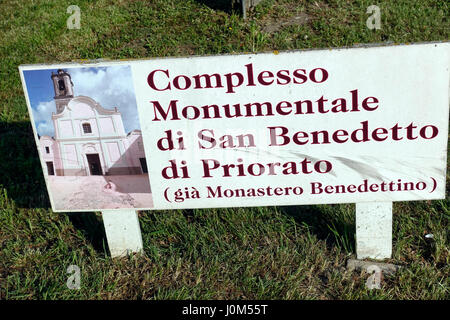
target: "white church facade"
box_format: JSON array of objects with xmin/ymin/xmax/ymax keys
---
[{"xmin": 39, "ymin": 69, "xmax": 148, "ymax": 177}]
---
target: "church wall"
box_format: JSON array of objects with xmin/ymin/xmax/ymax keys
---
[
  {"xmin": 75, "ymin": 118, "xmax": 98, "ymax": 137},
  {"xmin": 60, "ymin": 143, "xmax": 85, "ymax": 175},
  {"xmin": 39, "ymin": 137, "xmax": 64, "ymax": 176},
  {"xmin": 40, "ymin": 137, "xmax": 54, "ymax": 162},
  {"xmin": 52, "ymin": 129, "xmax": 146, "ymax": 176},
  {"xmin": 46, "ymin": 73, "xmax": 145, "ymax": 177},
  {"xmin": 112, "ymin": 114, "xmax": 126, "ymax": 136},
  {"xmin": 50, "ymin": 134, "xmax": 148, "ymax": 177},
  {"xmin": 103, "ymin": 138, "xmax": 137, "ymax": 175},
  {"xmin": 52, "ymin": 141, "xmax": 63, "ymax": 176},
  {"xmin": 52, "ymin": 117, "xmax": 60, "ymax": 139},
  {"xmin": 99, "ymin": 117, "xmax": 115, "ymax": 135},
  {"xmin": 40, "ymin": 137, "xmax": 55, "ymax": 176},
  {"xmin": 59, "ymin": 119, "xmax": 74, "ymax": 138},
  {"xmin": 125, "ymin": 133, "xmax": 147, "ymax": 174}
]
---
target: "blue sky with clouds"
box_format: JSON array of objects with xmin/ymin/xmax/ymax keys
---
[{"xmin": 23, "ymin": 65, "xmax": 140, "ymax": 137}]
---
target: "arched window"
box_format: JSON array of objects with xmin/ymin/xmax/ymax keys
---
[
  {"xmin": 82, "ymin": 123, "xmax": 92, "ymax": 134},
  {"xmin": 58, "ymin": 79, "xmax": 66, "ymax": 91}
]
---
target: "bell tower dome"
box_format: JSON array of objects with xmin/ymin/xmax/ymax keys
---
[{"xmin": 51, "ymin": 69, "xmax": 74, "ymax": 113}]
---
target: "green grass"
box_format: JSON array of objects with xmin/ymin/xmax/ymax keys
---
[{"xmin": 0, "ymin": 0, "xmax": 449, "ymax": 299}]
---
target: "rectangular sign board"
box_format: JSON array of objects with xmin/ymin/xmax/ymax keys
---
[{"xmin": 19, "ymin": 42, "xmax": 449, "ymax": 212}]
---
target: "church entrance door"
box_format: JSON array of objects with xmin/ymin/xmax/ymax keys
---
[
  {"xmin": 86, "ymin": 154, "xmax": 103, "ymax": 175},
  {"xmin": 46, "ymin": 161, "xmax": 55, "ymax": 176}
]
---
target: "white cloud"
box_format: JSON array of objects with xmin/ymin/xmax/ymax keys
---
[
  {"xmin": 32, "ymin": 65, "xmax": 140, "ymax": 137},
  {"xmin": 34, "ymin": 100, "xmax": 56, "ymax": 136},
  {"xmin": 71, "ymin": 66, "xmax": 140, "ymax": 134}
]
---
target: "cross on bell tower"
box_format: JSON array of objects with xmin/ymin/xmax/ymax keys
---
[{"xmin": 51, "ymin": 69, "xmax": 74, "ymax": 113}]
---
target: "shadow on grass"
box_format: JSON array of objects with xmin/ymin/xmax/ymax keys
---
[
  {"xmin": 193, "ymin": 0, "xmax": 240, "ymax": 14},
  {"xmin": 180, "ymin": 204, "xmax": 356, "ymax": 254},
  {"xmin": 67, "ymin": 212, "xmax": 109, "ymax": 254},
  {"xmin": 0, "ymin": 121, "xmax": 356, "ymax": 255},
  {"xmin": 279, "ymin": 204, "xmax": 356, "ymax": 253},
  {"xmin": 0, "ymin": 121, "xmax": 110, "ymax": 254},
  {"xmin": 0, "ymin": 121, "xmax": 48, "ymax": 208}
]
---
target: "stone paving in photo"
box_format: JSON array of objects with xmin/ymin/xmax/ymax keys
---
[{"xmin": 48, "ymin": 174, "xmax": 153, "ymax": 210}]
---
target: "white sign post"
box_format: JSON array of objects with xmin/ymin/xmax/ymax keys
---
[
  {"xmin": 102, "ymin": 210, "xmax": 143, "ymax": 258},
  {"xmin": 356, "ymin": 202, "xmax": 392, "ymax": 259},
  {"xmin": 19, "ymin": 42, "xmax": 449, "ymax": 260},
  {"xmin": 101, "ymin": 204, "xmax": 394, "ymax": 259},
  {"xmin": 240, "ymin": 0, "xmax": 263, "ymax": 19}
]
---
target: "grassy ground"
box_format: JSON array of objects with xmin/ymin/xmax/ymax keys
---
[{"xmin": 0, "ymin": 0, "xmax": 449, "ymax": 300}]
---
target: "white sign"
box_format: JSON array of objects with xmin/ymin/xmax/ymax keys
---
[{"xmin": 20, "ymin": 42, "xmax": 449, "ymax": 212}]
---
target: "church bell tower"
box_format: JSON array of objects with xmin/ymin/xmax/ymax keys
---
[{"xmin": 51, "ymin": 69, "xmax": 74, "ymax": 113}]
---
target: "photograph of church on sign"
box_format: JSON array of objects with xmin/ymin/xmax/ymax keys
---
[{"xmin": 23, "ymin": 66, "xmax": 153, "ymax": 211}]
